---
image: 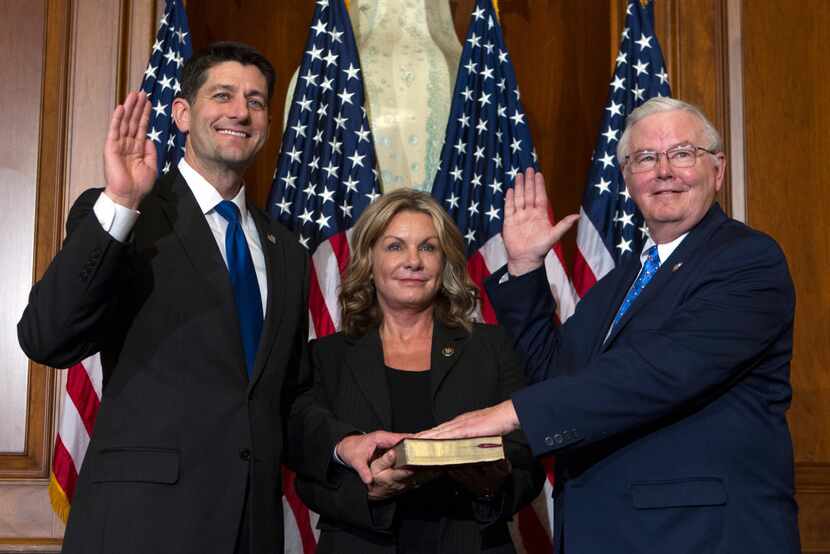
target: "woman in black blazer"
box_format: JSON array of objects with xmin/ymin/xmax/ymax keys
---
[{"xmin": 296, "ymin": 190, "xmax": 544, "ymax": 554}]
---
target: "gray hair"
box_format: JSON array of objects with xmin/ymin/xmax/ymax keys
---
[{"xmin": 617, "ymin": 97, "xmax": 723, "ymax": 162}]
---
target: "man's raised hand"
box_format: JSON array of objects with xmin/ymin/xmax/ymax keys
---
[
  {"xmin": 103, "ymin": 91, "xmax": 158, "ymax": 209},
  {"xmin": 503, "ymin": 168, "xmax": 579, "ymax": 276}
]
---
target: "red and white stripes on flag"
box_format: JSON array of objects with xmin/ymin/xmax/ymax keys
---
[
  {"xmin": 306, "ymin": 230, "xmax": 354, "ymax": 339},
  {"xmin": 48, "ymin": 355, "xmax": 102, "ymax": 521}
]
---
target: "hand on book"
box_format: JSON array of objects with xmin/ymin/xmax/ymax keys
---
[
  {"xmin": 366, "ymin": 448, "xmax": 414, "ymax": 500},
  {"xmin": 366, "ymin": 448, "xmax": 442, "ymax": 501},
  {"xmin": 336, "ymin": 430, "xmax": 409, "ymax": 485},
  {"xmin": 447, "ymin": 458, "xmax": 512, "ymax": 499},
  {"xmin": 417, "ymin": 400, "xmax": 520, "ymax": 440}
]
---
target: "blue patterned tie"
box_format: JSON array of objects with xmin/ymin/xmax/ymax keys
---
[
  {"xmin": 215, "ymin": 200, "xmax": 263, "ymax": 378},
  {"xmin": 610, "ymin": 245, "xmax": 660, "ymax": 332}
]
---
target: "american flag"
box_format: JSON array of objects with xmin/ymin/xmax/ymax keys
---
[
  {"xmin": 268, "ymin": 0, "xmax": 379, "ymax": 340},
  {"xmin": 430, "ymin": 0, "xmax": 575, "ymax": 550},
  {"xmin": 430, "ymin": 0, "xmax": 577, "ymax": 327},
  {"xmin": 266, "ymin": 0, "xmax": 378, "ymax": 550},
  {"xmin": 572, "ymin": 0, "xmax": 671, "ymax": 297},
  {"xmin": 48, "ymin": 0, "xmax": 191, "ymax": 523}
]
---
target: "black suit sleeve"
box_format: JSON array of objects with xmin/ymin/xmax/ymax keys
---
[
  {"xmin": 292, "ymin": 338, "xmax": 397, "ymax": 532},
  {"xmin": 18, "ymin": 188, "xmax": 127, "ymax": 368}
]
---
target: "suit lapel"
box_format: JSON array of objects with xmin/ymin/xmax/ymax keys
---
[
  {"xmin": 429, "ymin": 320, "xmax": 469, "ymax": 400},
  {"xmin": 248, "ymin": 208, "xmax": 285, "ymax": 388},
  {"xmin": 346, "ymin": 329, "xmax": 393, "ymax": 428},
  {"xmin": 157, "ymin": 172, "xmax": 246, "ymax": 377},
  {"xmin": 602, "ymin": 204, "xmax": 728, "ymax": 350}
]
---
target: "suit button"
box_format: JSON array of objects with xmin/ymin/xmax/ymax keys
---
[
  {"xmin": 544, "ymin": 436, "xmax": 555, "ymax": 446},
  {"xmin": 554, "ymin": 434, "xmax": 564, "ymax": 445},
  {"xmin": 239, "ymin": 448, "xmax": 251, "ymax": 461}
]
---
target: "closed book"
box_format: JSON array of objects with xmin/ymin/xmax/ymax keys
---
[{"xmin": 392, "ymin": 436, "xmax": 505, "ymax": 468}]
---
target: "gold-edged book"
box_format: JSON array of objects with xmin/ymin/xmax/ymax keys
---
[{"xmin": 392, "ymin": 436, "xmax": 505, "ymax": 468}]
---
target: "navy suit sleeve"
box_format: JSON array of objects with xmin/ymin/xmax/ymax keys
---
[
  {"xmin": 491, "ymin": 234, "xmax": 795, "ymax": 457},
  {"xmin": 18, "ymin": 188, "xmax": 127, "ymax": 368},
  {"xmin": 485, "ymin": 265, "xmax": 581, "ymax": 384}
]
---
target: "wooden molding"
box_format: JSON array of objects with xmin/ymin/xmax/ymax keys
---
[
  {"xmin": 652, "ymin": 0, "xmax": 732, "ymax": 215},
  {"xmin": 0, "ymin": 0, "xmax": 70, "ymax": 481},
  {"xmin": 796, "ymin": 463, "xmax": 830, "ymax": 553}
]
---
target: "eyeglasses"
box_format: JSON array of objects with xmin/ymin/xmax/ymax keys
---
[{"xmin": 624, "ymin": 144, "xmax": 717, "ymax": 174}]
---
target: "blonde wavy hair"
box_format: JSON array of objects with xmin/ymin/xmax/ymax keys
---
[{"xmin": 339, "ymin": 189, "xmax": 479, "ymax": 336}]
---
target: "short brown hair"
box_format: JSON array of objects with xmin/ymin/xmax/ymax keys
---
[
  {"xmin": 339, "ymin": 190, "xmax": 478, "ymax": 336},
  {"xmin": 179, "ymin": 41, "xmax": 276, "ymax": 105}
]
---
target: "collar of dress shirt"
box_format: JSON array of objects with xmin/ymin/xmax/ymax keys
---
[
  {"xmin": 640, "ymin": 231, "xmax": 689, "ymax": 267},
  {"xmin": 177, "ymin": 158, "xmax": 249, "ymax": 218}
]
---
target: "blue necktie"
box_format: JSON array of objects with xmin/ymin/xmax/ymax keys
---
[
  {"xmin": 215, "ymin": 200, "xmax": 263, "ymax": 378},
  {"xmin": 610, "ymin": 245, "xmax": 660, "ymax": 332}
]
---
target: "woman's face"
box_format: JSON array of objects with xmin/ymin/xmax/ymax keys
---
[{"xmin": 371, "ymin": 210, "xmax": 444, "ymax": 315}]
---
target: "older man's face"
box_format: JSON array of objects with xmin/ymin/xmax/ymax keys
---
[{"xmin": 623, "ymin": 110, "xmax": 726, "ymax": 243}]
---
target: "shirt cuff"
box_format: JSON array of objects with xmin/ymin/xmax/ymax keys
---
[
  {"xmin": 93, "ymin": 192, "xmax": 140, "ymax": 242},
  {"xmin": 333, "ymin": 444, "xmax": 348, "ymax": 467}
]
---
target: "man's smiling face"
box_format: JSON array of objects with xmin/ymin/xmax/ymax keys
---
[
  {"xmin": 176, "ymin": 61, "xmax": 270, "ymax": 174},
  {"xmin": 623, "ymin": 109, "xmax": 726, "ymax": 243}
]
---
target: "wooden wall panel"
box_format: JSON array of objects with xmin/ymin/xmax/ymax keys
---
[
  {"xmin": 0, "ymin": 0, "xmax": 46, "ymax": 455},
  {"xmin": 0, "ymin": 0, "xmax": 69, "ymax": 546},
  {"xmin": 742, "ymin": 1, "xmax": 830, "ymax": 551},
  {"xmin": 0, "ymin": 0, "xmax": 61, "ymax": 478}
]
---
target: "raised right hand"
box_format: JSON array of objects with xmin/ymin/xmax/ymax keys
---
[
  {"xmin": 103, "ymin": 91, "xmax": 158, "ymax": 209},
  {"xmin": 503, "ymin": 168, "xmax": 579, "ymax": 276}
]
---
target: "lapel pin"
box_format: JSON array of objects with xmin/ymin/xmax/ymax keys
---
[
  {"xmin": 266, "ymin": 234, "xmax": 276, "ymax": 244},
  {"xmin": 672, "ymin": 262, "xmax": 683, "ymax": 272},
  {"xmin": 441, "ymin": 345, "xmax": 455, "ymax": 358}
]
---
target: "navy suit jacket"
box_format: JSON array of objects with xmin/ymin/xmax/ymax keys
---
[{"xmin": 486, "ymin": 204, "xmax": 800, "ymax": 554}]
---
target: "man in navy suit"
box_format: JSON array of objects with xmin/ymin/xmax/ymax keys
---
[{"xmin": 425, "ymin": 97, "xmax": 800, "ymax": 553}]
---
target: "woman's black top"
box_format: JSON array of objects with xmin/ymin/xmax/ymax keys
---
[{"xmin": 386, "ymin": 366, "xmax": 453, "ymax": 554}]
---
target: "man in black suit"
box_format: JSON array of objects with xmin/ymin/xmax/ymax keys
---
[
  {"xmin": 18, "ymin": 42, "xmax": 398, "ymax": 554},
  {"xmin": 425, "ymin": 98, "xmax": 800, "ymax": 553}
]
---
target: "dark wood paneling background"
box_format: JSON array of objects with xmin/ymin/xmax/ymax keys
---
[{"xmin": 742, "ymin": 1, "xmax": 830, "ymax": 552}]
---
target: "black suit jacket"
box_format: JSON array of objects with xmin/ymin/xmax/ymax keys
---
[
  {"xmin": 18, "ymin": 170, "xmax": 347, "ymax": 554},
  {"xmin": 486, "ymin": 204, "xmax": 800, "ymax": 554},
  {"xmin": 296, "ymin": 322, "xmax": 545, "ymax": 554}
]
